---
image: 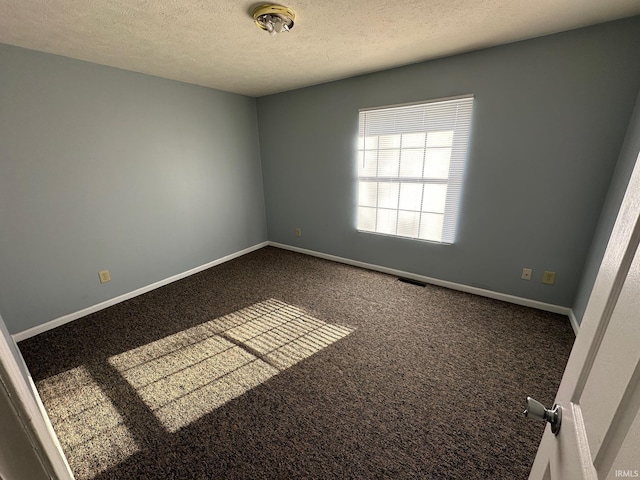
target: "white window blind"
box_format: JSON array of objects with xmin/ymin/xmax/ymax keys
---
[{"xmin": 357, "ymin": 95, "xmax": 473, "ymax": 244}]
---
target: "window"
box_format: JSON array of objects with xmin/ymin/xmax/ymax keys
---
[{"xmin": 357, "ymin": 95, "xmax": 473, "ymax": 244}]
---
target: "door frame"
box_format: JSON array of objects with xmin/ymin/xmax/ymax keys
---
[{"xmin": 0, "ymin": 313, "xmax": 74, "ymax": 479}]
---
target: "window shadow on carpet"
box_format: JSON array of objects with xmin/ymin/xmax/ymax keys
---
[{"xmin": 36, "ymin": 299, "xmax": 354, "ymax": 480}]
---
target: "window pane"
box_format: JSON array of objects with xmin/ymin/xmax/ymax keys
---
[
  {"xmin": 399, "ymin": 149, "xmax": 424, "ymax": 178},
  {"xmin": 358, "ymin": 150, "xmax": 378, "ymax": 177},
  {"xmin": 378, "ymin": 182, "xmax": 399, "ymax": 209},
  {"xmin": 358, "ymin": 181, "xmax": 377, "ymax": 207},
  {"xmin": 397, "ymin": 210, "xmax": 420, "ymax": 238},
  {"xmin": 427, "ymin": 130, "xmax": 454, "ymax": 147},
  {"xmin": 364, "ymin": 136, "xmax": 378, "ymax": 149},
  {"xmin": 422, "ymin": 184, "xmax": 447, "ymax": 213},
  {"xmin": 379, "ymin": 134, "xmax": 401, "ymax": 149},
  {"xmin": 419, "ymin": 213, "xmax": 444, "ymax": 242},
  {"xmin": 402, "ymin": 132, "xmax": 426, "ymax": 148},
  {"xmin": 399, "ymin": 183, "xmax": 422, "ymax": 211},
  {"xmin": 377, "ymin": 149, "xmax": 400, "ymax": 177},
  {"xmin": 424, "ymin": 148, "xmax": 451, "ymax": 179},
  {"xmin": 357, "ymin": 206, "xmax": 376, "ymax": 231},
  {"xmin": 377, "ymin": 208, "xmax": 397, "ymax": 235}
]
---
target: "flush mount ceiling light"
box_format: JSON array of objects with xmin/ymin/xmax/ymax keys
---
[{"xmin": 252, "ymin": 4, "xmax": 295, "ymax": 35}]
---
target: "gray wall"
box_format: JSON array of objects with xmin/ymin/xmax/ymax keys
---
[
  {"xmin": 572, "ymin": 89, "xmax": 640, "ymax": 323},
  {"xmin": 257, "ymin": 17, "xmax": 640, "ymax": 308},
  {"xmin": 0, "ymin": 44, "xmax": 267, "ymax": 334}
]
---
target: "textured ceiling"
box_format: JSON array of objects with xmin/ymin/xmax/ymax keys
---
[{"xmin": 1, "ymin": 0, "xmax": 640, "ymax": 97}]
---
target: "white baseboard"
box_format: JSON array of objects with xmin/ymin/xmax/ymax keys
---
[
  {"xmin": 568, "ymin": 309, "xmax": 580, "ymax": 335},
  {"xmin": 12, "ymin": 242, "xmax": 268, "ymax": 342},
  {"xmin": 268, "ymin": 242, "xmax": 574, "ymax": 319},
  {"xmin": 14, "ymin": 240, "xmax": 577, "ymax": 342}
]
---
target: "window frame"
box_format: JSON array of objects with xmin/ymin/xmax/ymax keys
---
[{"xmin": 356, "ymin": 95, "xmax": 474, "ymax": 245}]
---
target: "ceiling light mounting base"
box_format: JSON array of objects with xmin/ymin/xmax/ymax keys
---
[{"xmin": 253, "ymin": 4, "xmax": 295, "ymax": 35}]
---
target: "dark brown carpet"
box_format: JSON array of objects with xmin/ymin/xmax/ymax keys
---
[{"xmin": 18, "ymin": 246, "xmax": 575, "ymax": 479}]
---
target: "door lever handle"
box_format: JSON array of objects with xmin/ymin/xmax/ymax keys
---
[{"xmin": 524, "ymin": 396, "xmax": 562, "ymax": 435}]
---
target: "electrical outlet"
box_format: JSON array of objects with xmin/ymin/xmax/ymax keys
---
[
  {"xmin": 295, "ymin": 228, "xmax": 302, "ymax": 237},
  {"xmin": 98, "ymin": 270, "xmax": 111, "ymax": 284},
  {"xmin": 521, "ymin": 268, "xmax": 532, "ymax": 280},
  {"xmin": 542, "ymin": 271, "xmax": 556, "ymax": 285}
]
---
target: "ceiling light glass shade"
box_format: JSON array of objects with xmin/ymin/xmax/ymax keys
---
[{"xmin": 253, "ymin": 4, "xmax": 295, "ymax": 35}]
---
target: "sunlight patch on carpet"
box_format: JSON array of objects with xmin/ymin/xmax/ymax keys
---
[
  {"xmin": 36, "ymin": 366, "xmax": 139, "ymax": 480},
  {"xmin": 109, "ymin": 299, "xmax": 354, "ymax": 431}
]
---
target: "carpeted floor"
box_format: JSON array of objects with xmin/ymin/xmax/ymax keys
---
[{"xmin": 18, "ymin": 246, "xmax": 575, "ymax": 479}]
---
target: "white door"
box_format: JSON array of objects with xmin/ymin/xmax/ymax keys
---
[
  {"xmin": 0, "ymin": 314, "xmax": 74, "ymax": 479},
  {"xmin": 529, "ymin": 152, "xmax": 640, "ymax": 480}
]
